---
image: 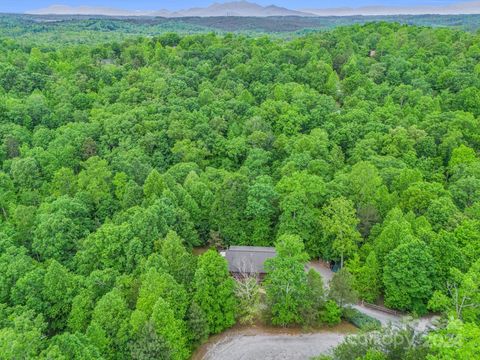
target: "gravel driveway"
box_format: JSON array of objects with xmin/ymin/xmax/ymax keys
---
[{"xmin": 202, "ymin": 332, "xmax": 346, "ymax": 360}]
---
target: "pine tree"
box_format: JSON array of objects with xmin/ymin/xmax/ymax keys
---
[
  {"xmin": 131, "ymin": 321, "xmax": 171, "ymax": 360},
  {"xmin": 193, "ymin": 250, "xmax": 236, "ymax": 334}
]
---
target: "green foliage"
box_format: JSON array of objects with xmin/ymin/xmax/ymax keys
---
[
  {"xmin": 186, "ymin": 301, "xmax": 209, "ymax": 347},
  {"xmin": 426, "ymin": 319, "xmax": 480, "ymax": 360},
  {"xmin": 41, "ymin": 332, "xmax": 104, "ymax": 360},
  {"xmin": 342, "ymin": 307, "xmax": 381, "ymax": 331},
  {"xmin": 246, "ymin": 175, "xmax": 278, "ymax": 246},
  {"xmin": 428, "ymin": 261, "xmax": 480, "ymax": 322},
  {"xmin": 42, "ymin": 260, "xmax": 77, "ymax": 332},
  {"xmin": 320, "ymin": 197, "xmax": 362, "ymax": 268},
  {"xmin": 275, "ymin": 233, "xmax": 309, "ymax": 263},
  {"xmin": 303, "ymin": 269, "xmax": 327, "ymax": 326},
  {"xmin": 0, "ymin": 309, "xmax": 46, "ymax": 359},
  {"xmin": 1, "ymin": 20, "xmax": 480, "ymax": 359},
  {"xmin": 329, "ymin": 268, "xmax": 359, "ymax": 308},
  {"xmin": 277, "ymin": 171, "xmax": 324, "ymax": 257},
  {"xmin": 264, "ymin": 234, "xmax": 310, "ymax": 326},
  {"xmin": 150, "ymin": 298, "xmax": 189, "ymax": 360},
  {"xmin": 68, "ymin": 290, "xmax": 94, "ymax": 333},
  {"xmin": 319, "ymin": 300, "xmax": 342, "ymax": 326},
  {"xmin": 383, "ymin": 240, "xmax": 435, "ymax": 314},
  {"xmin": 160, "ymin": 230, "xmax": 196, "ymax": 286},
  {"xmin": 320, "ymin": 324, "xmax": 429, "ymax": 360},
  {"xmin": 211, "ymin": 173, "xmax": 249, "ymax": 245},
  {"xmin": 33, "ymin": 196, "xmax": 91, "ymax": 264},
  {"xmin": 133, "ymin": 268, "xmax": 188, "ymax": 325},
  {"xmin": 193, "ymin": 250, "xmax": 236, "ymax": 334},
  {"xmin": 143, "ymin": 169, "xmax": 165, "ymax": 203},
  {"xmin": 130, "ymin": 321, "xmax": 171, "ymax": 360},
  {"xmin": 88, "ymin": 289, "xmax": 131, "ymax": 358},
  {"xmin": 347, "ymin": 252, "xmax": 381, "ymax": 303}
]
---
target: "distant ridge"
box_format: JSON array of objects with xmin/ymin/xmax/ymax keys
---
[
  {"xmin": 26, "ymin": 5, "xmax": 169, "ymax": 17},
  {"xmin": 170, "ymin": 1, "xmax": 313, "ymax": 17},
  {"xmin": 303, "ymin": 1, "xmax": 480, "ymax": 16},
  {"xmin": 27, "ymin": 0, "xmax": 480, "ymax": 17},
  {"xmin": 27, "ymin": 1, "xmax": 314, "ymax": 17}
]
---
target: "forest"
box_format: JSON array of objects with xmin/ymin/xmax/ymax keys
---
[
  {"xmin": 0, "ymin": 20, "xmax": 479, "ymax": 359},
  {"xmin": 1, "ymin": 14, "xmax": 480, "ymax": 46}
]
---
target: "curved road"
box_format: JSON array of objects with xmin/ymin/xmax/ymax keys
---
[{"xmin": 307, "ymin": 260, "xmax": 437, "ymax": 329}]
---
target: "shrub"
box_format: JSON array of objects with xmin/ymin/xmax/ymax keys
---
[
  {"xmin": 319, "ymin": 300, "xmax": 342, "ymax": 326},
  {"xmin": 342, "ymin": 307, "xmax": 381, "ymax": 331}
]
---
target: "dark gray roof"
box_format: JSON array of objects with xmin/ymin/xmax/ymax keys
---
[{"xmin": 224, "ymin": 246, "xmax": 276, "ymax": 274}]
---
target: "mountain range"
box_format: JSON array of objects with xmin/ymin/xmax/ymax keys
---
[
  {"xmin": 27, "ymin": 1, "xmax": 480, "ymax": 17},
  {"xmin": 27, "ymin": 1, "xmax": 311, "ymax": 17}
]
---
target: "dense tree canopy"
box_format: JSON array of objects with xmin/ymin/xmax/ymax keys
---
[{"xmin": 0, "ymin": 21, "xmax": 479, "ymax": 358}]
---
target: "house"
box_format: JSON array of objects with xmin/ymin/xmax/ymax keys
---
[{"xmin": 222, "ymin": 246, "xmax": 276, "ymax": 278}]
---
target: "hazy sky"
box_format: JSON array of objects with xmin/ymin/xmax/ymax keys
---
[{"xmin": 0, "ymin": 0, "xmax": 469, "ymax": 13}]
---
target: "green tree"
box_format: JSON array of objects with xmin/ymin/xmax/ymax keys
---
[
  {"xmin": 0, "ymin": 245, "xmax": 36, "ymax": 304},
  {"xmin": 132, "ymin": 268, "xmax": 188, "ymax": 326},
  {"xmin": 276, "ymin": 171, "xmax": 324, "ymax": 257},
  {"xmin": 211, "ymin": 173, "xmax": 249, "ymax": 245},
  {"xmin": 75, "ymin": 223, "xmax": 142, "ymax": 274},
  {"xmin": 0, "ymin": 309, "xmax": 46, "ymax": 360},
  {"xmin": 77, "ymin": 156, "xmax": 113, "ymax": 221},
  {"xmin": 329, "ymin": 268, "xmax": 359, "ymax": 308},
  {"xmin": 427, "ymin": 320, "xmax": 480, "ymax": 360},
  {"xmin": 10, "ymin": 157, "xmax": 41, "ymax": 190},
  {"xmin": 42, "ymin": 260, "xmax": 77, "ymax": 332},
  {"xmin": 186, "ymin": 301, "xmax": 209, "ymax": 347},
  {"xmin": 264, "ymin": 234, "xmax": 310, "ymax": 326},
  {"xmin": 68, "ymin": 289, "xmax": 95, "ymax": 333},
  {"xmin": 32, "ymin": 196, "xmax": 91, "ymax": 263},
  {"xmin": 0, "ymin": 172, "xmax": 15, "ymax": 220},
  {"xmin": 373, "ymin": 208, "xmax": 415, "ymax": 267},
  {"xmin": 347, "ymin": 161, "xmax": 382, "ymax": 207},
  {"xmin": 143, "ymin": 169, "xmax": 165, "ymax": 203},
  {"xmin": 150, "ymin": 298, "xmax": 189, "ymax": 360},
  {"xmin": 130, "ymin": 321, "xmax": 171, "ymax": 360},
  {"xmin": 303, "ymin": 269, "xmax": 327, "ymax": 326},
  {"xmin": 383, "ymin": 240, "xmax": 435, "ymax": 314},
  {"xmin": 428, "ymin": 260, "xmax": 480, "ymax": 322},
  {"xmin": 41, "ymin": 332, "xmax": 103, "ymax": 360},
  {"xmin": 193, "ymin": 250, "xmax": 236, "ymax": 334},
  {"xmin": 88, "ymin": 288, "xmax": 131, "ymax": 358},
  {"xmin": 160, "ymin": 230, "xmax": 195, "ymax": 286},
  {"xmin": 357, "ymin": 252, "xmax": 381, "ymax": 303},
  {"xmin": 245, "ymin": 175, "xmax": 278, "ymax": 246},
  {"xmin": 320, "ymin": 197, "xmax": 362, "ymax": 268},
  {"xmin": 318, "ymin": 300, "xmax": 342, "ymax": 326},
  {"xmin": 51, "ymin": 167, "xmax": 77, "ymax": 197},
  {"xmin": 448, "ymin": 144, "xmax": 478, "ymax": 176}
]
